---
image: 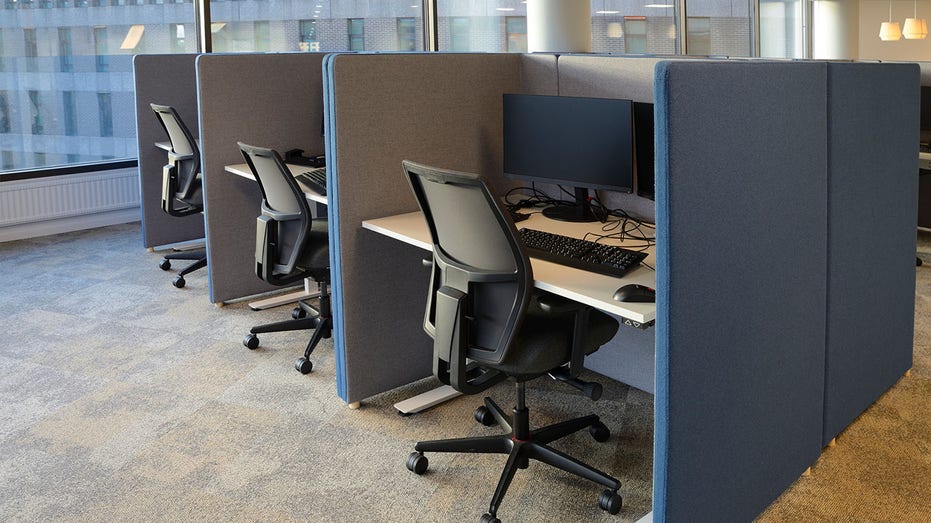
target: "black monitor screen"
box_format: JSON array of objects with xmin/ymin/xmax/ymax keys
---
[
  {"xmin": 633, "ymin": 102, "xmax": 655, "ymax": 200},
  {"xmin": 921, "ymin": 86, "xmax": 931, "ymax": 137},
  {"xmin": 503, "ymin": 94, "xmax": 634, "ymax": 193}
]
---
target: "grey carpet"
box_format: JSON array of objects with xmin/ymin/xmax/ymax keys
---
[
  {"xmin": 0, "ymin": 223, "xmax": 651, "ymax": 522},
  {"xmin": 0, "ymin": 223, "xmax": 928, "ymax": 522}
]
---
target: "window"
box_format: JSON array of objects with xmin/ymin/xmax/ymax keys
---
[
  {"xmin": 94, "ymin": 27, "xmax": 109, "ymax": 72},
  {"xmin": 0, "ymin": 91, "xmax": 10, "ymax": 133},
  {"xmin": 348, "ymin": 18, "xmax": 364, "ymax": 51},
  {"xmin": 62, "ymin": 91, "xmax": 77, "ymax": 136},
  {"xmin": 59, "ymin": 28, "xmax": 74, "ymax": 72},
  {"xmin": 687, "ymin": 17, "xmax": 711, "ymax": 55},
  {"xmin": 25, "ymin": 28, "xmax": 38, "ymax": 73},
  {"xmin": 253, "ymin": 21, "xmax": 270, "ymax": 52},
  {"xmin": 624, "ymin": 17, "xmax": 647, "ymax": 54},
  {"xmin": 505, "ymin": 17, "xmax": 527, "ymax": 53},
  {"xmin": 449, "ymin": 17, "xmax": 470, "ymax": 51},
  {"xmin": 398, "ymin": 17, "xmax": 416, "ymax": 51},
  {"xmin": 97, "ymin": 92, "xmax": 112, "ymax": 137},
  {"xmin": 28, "ymin": 91, "xmax": 43, "ymax": 135},
  {"xmin": 299, "ymin": 20, "xmax": 318, "ymax": 52},
  {"xmin": 171, "ymin": 24, "xmax": 187, "ymax": 53}
]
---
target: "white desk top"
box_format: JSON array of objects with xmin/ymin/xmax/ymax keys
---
[
  {"xmin": 225, "ymin": 163, "xmax": 328, "ymax": 206},
  {"xmin": 362, "ymin": 210, "xmax": 657, "ymax": 326}
]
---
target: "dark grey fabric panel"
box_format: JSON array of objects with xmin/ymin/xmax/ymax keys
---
[
  {"xmin": 519, "ymin": 53, "xmax": 558, "ymax": 95},
  {"xmin": 328, "ymin": 53, "xmax": 522, "ymax": 402},
  {"xmin": 554, "ymin": 55, "xmax": 665, "ymax": 223},
  {"xmin": 656, "ymin": 60, "xmax": 827, "ymax": 523},
  {"xmin": 196, "ymin": 53, "xmax": 327, "ymax": 304},
  {"xmin": 133, "ymin": 54, "xmax": 203, "ymax": 248},
  {"xmin": 823, "ymin": 62, "xmax": 918, "ymax": 445}
]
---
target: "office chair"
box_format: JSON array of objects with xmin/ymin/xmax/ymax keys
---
[
  {"xmin": 150, "ymin": 103, "xmax": 208, "ymax": 289},
  {"xmin": 238, "ymin": 143, "xmax": 331, "ymax": 375},
  {"xmin": 401, "ymin": 161, "xmax": 623, "ymax": 523}
]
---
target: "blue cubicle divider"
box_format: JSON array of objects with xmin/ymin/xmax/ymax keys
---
[
  {"xmin": 654, "ymin": 60, "xmax": 829, "ymax": 523},
  {"xmin": 822, "ymin": 62, "xmax": 918, "ymax": 445}
]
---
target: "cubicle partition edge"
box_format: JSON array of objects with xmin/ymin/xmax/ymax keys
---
[
  {"xmin": 324, "ymin": 53, "xmax": 545, "ymax": 403},
  {"xmin": 133, "ymin": 54, "xmax": 202, "ymax": 249},
  {"xmin": 196, "ymin": 53, "xmax": 328, "ymax": 304}
]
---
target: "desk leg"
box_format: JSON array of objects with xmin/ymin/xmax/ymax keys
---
[
  {"xmin": 248, "ymin": 278, "xmax": 321, "ymax": 311},
  {"xmin": 394, "ymin": 385, "xmax": 462, "ymax": 415}
]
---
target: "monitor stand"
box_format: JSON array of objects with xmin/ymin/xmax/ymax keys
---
[{"xmin": 542, "ymin": 187, "xmax": 598, "ymax": 223}]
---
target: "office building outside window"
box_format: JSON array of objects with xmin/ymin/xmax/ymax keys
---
[
  {"xmin": 28, "ymin": 91, "xmax": 43, "ymax": 135},
  {"xmin": 98, "ymin": 92, "xmax": 113, "ymax": 138},
  {"xmin": 624, "ymin": 17, "xmax": 647, "ymax": 53},
  {"xmin": 25, "ymin": 28, "xmax": 38, "ymax": 73},
  {"xmin": 62, "ymin": 91, "xmax": 77, "ymax": 136},
  {"xmin": 348, "ymin": 18, "xmax": 365, "ymax": 51},
  {"xmin": 688, "ymin": 17, "xmax": 712, "ymax": 55},
  {"xmin": 59, "ymin": 28, "xmax": 74, "ymax": 72},
  {"xmin": 0, "ymin": 91, "xmax": 10, "ymax": 133},
  {"xmin": 94, "ymin": 27, "xmax": 109, "ymax": 72},
  {"xmin": 449, "ymin": 17, "xmax": 470, "ymax": 51},
  {"xmin": 505, "ymin": 16, "xmax": 527, "ymax": 52},
  {"xmin": 398, "ymin": 17, "xmax": 416, "ymax": 51},
  {"xmin": 300, "ymin": 20, "xmax": 318, "ymax": 52},
  {"xmin": 254, "ymin": 21, "xmax": 270, "ymax": 52}
]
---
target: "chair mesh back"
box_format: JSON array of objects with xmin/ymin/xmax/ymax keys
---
[
  {"xmin": 239, "ymin": 143, "xmax": 311, "ymax": 276},
  {"xmin": 150, "ymin": 104, "xmax": 201, "ymax": 203},
  {"xmin": 404, "ymin": 160, "xmax": 531, "ymax": 361}
]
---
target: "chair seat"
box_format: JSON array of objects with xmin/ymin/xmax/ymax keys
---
[
  {"xmin": 292, "ymin": 217, "xmax": 330, "ymax": 280},
  {"xmin": 488, "ymin": 294, "xmax": 620, "ymax": 379}
]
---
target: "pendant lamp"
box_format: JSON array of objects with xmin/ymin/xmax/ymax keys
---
[
  {"xmin": 881, "ymin": 0, "xmax": 903, "ymax": 40},
  {"xmin": 904, "ymin": 0, "xmax": 928, "ymax": 40}
]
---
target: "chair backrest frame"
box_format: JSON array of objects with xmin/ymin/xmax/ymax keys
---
[
  {"xmin": 239, "ymin": 142, "xmax": 314, "ymax": 285},
  {"xmin": 150, "ymin": 103, "xmax": 202, "ymax": 205},
  {"xmin": 403, "ymin": 160, "xmax": 532, "ymax": 393}
]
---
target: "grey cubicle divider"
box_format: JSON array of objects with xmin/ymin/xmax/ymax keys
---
[
  {"xmin": 554, "ymin": 55, "xmax": 665, "ymax": 393},
  {"xmin": 821, "ymin": 62, "xmax": 918, "ymax": 446},
  {"xmin": 653, "ymin": 60, "xmax": 829, "ymax": 523},
  {"xmin": 133, "ymin": 54, "xmax": 203, "ymax": 249},
  {"xmin": 196, "ymin": 52, "xmax": 328, "ymax": 304},
  {"xmin": 324, "ymin": 53, "xmax": 548, "ymax": 403}
]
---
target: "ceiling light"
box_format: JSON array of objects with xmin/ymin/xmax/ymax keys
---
[
  {"xmin": 880, "ymin": 0, "xmax": 902, "ymax": 40},
  {"xmin": 904, "ymin": 0, "xmax": 928, "ymax": 39}
]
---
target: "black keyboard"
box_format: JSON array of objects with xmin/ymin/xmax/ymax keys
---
[
  {"xmin": 295, "ymin": 167, "xmax": 327, "ymax": 196},
  {"xmin": 519, "ymin": 228, "xmax": 647, "ymax": 278}
]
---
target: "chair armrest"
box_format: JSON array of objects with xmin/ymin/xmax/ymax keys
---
[
  {"xmin": 433, "ymin": 285, "xmax": 505, "ymax": 395},
  {"xmin": 536, "ymin": 292, "xmax": 590, "ymax": 379}
]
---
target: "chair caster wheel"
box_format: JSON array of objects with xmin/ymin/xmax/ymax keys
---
[
  {"xmin": 159, "ymin": 259, "xmax": 171, "ymax": 270},
  {"xmin": 243, "ymin": 334, "xmax": 259, "ymax": 350},
  {"xmin": 474, "ymin": 405, "xmax": 495, "ymax": 426},
  {"xmin": 292, "ymin": 307, "xmax": 307, "ymax": 319},
  {"xmin": 478, "ymin": 514, "xmax": 501, "ymax": 523},
  {"xmin": 589, "ymin": 421, "xmax": 610, "ymax": 442},
  {"xmin": 172, "ymin": 276, "xmax": 185, "ymax": 288},
  {"xmin": 599, "ymin": 489, "xmax": 623, "ymax": 515},
  {"xmin": 295, "ymin": 357, "xmax": 313, "ymax": 374},
  {"xmin": 406, "ymin": 452, "xmax": 428, "ymax": 475}
]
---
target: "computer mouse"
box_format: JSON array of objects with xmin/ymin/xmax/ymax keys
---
[{"xmin": 613, "ymin": 284, "xmax": 655, "ymax": 303}]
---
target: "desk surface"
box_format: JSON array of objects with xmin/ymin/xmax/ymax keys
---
[
  {"xmin": 225, "ymin": 163, "xmax": 328, "ymax": 206},
  {"xmin": 362, "ymin": 210, "xmax": 657, "ymax": 326}
]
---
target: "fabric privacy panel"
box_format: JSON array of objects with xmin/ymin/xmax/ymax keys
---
[
  {"xmin": 133, "ymin": 54, "xmax": 203, "ymax": 248},
  {"xmin": 196, "ymin": 53, "xmax": 327, "ymax": 304},
  {"xmin": 653, "ymin": 60, "xmax": 828, "ymax": 523},
  {"xmin": 822, "ymin": 62, "xmax": 918, "ymax": 445},
  {"xmin": 325, "ymin": 53, "xmax": 522, "ymax": 403},
  {"xmin": 519, "ymin": 53, "xmax": 558, "ymax": 95}
]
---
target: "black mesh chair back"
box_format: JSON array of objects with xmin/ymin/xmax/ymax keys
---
[
  {"xmin": 403, "ymin": 160, "xmax": 532, "ymax": 392},
  {"xmin": 150, "ymin": 104, "xmax": 202, "ymax": 212},
  {"xmin": 239, "ymin": 142, "xmax": 323, "ymax": 286}
]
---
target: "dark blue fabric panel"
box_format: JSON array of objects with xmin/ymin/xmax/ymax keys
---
[
  {"xmin": 823, "ymin": 63, "xmax": 918, "ymax": 445},
  {"xmin": 654, "ymin": 60, "xmax": 827, "ymax": 523}
]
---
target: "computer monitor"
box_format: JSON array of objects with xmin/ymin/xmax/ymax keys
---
[
  {"xmin": 921, "ymin": 86, "xmax": 931, "ymax": 145},
  {"xmin": 503, "ymin": 93, "xmax": 634, "ymax": 222},
  {"xmin": 632, "ymin": 102, "xmax": 655, "ymax": 201}
]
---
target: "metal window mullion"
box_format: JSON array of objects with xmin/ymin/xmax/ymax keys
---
[
  {"xmin": 423, "ymin": 0, "xmax": 438, "ymax": 51},
  {"xmin": 195, "ymin": 0, "xmax": 212, "ymax": 53}
]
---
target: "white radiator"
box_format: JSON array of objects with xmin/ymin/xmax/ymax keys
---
[{"xmin": 0, "ymin": 168, "xmax": 140, "ymax": 228}]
